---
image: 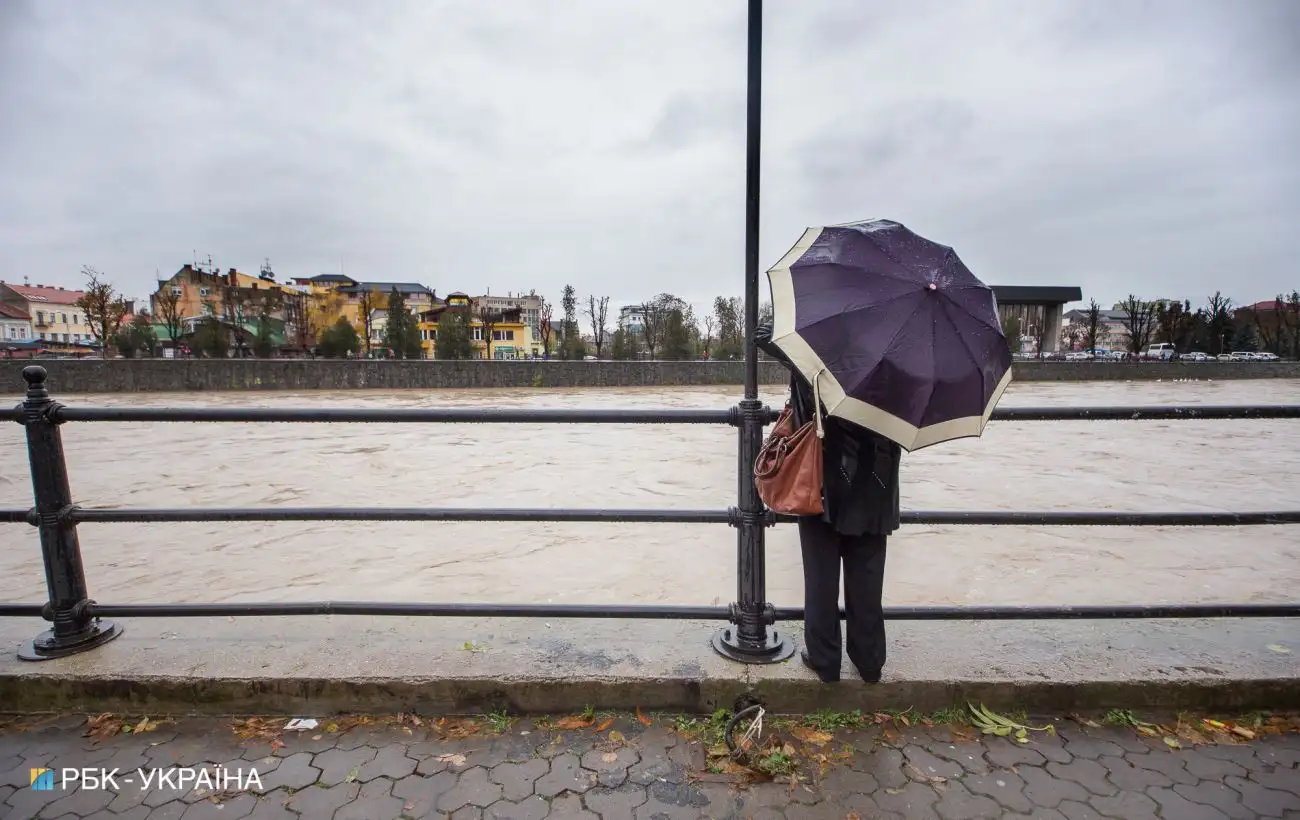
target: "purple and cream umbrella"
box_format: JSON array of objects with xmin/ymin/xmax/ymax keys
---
[{"xmin": 765, "ymin": 219, "xmax": 1012, "ymax": 452}]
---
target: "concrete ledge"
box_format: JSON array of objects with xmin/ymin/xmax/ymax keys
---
[
  {"xmin": 1, "ymin": 614, "xmax": 1295, "ymax": 715},
  {"xmin": 2, "ymin": 359, "xmax": 1296, "ymax": 393}
]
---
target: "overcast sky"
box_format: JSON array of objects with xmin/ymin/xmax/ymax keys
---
[{"xmin": 2, "ymin": 0, "xmax": 1297, "ymax": 315}]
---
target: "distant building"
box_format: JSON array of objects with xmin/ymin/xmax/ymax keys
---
[
  {"xmin": 0, "ymin": 302, "xmax": 33, "ymax": 344},
  {"xmin": 473, "ymin": 291, "xmax": 543, "ymax": 337},
  {"xmin": 990, "ymin": 286, "xmax": 1081, "ymax": 354},
  {"xmin": 1062, "ymin": 308, "xmax": 1130, "ymax": 350},
  {"xmin": 0, "ymin": 281, "xmax": 97, "ymax": 354},
  {"xmin": 618, "ymin": 304, "xmax": 646, "ymax": 333}
]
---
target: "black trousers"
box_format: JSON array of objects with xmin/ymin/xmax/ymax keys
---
[{"xmin": 798, "ymin": 515, "xmax": 888, "ymax": 682}]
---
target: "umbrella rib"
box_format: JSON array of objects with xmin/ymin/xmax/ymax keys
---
[
  {"xmin": 938, "ymin": 296, "xmax": 986, "ymax": 414},
  {"xmin": 785, "ymin": 289, "xmax": 922, "ymax": 342},
  {"xmin": 853, "ymin": 294, "xmax": 931, "ymax": 389}
]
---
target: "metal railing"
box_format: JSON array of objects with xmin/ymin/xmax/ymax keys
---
[
  {"xmin": 4, "ymin": 0, "xmax": 1299, "ymax": 663},
  {"xmin": 3, "ymin": 363, "xmax": 1299, "ymax": 663}
]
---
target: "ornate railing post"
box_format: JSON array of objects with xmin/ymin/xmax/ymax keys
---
[
  {"xmin": 16, "ymin": 366, "xmax": 122, "ymax": 660},
  {"xmin": 712, "ymin": 0, "xmax": 793, "ymax": 664}
]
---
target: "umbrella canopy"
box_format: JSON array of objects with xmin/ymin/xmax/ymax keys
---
[{"xmin": 767, "ymin": 218, "xmax": 1012, "ymax": 451}]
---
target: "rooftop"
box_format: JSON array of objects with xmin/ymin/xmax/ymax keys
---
[
  {"xmin": 336, "ymin": 282, "xmax": 433, "ymax": 295},
  {"xmin": 0, "ymin": 303, "xmax": 31, "ymax": 320},
  {"xmin": 990, "ymin": 285, "xmax": 1083, "ymax": 305},
  {"xmin": 1, "ymin": 283, "xmax": 86, "ymax": 305}
]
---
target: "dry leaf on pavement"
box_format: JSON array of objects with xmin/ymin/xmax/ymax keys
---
[
  {"xmin": 85, "ymin": 714, "xmax": 124, "ymax": 739},
  {"xmin": 596, "ymin": 717, "xmax": 615, "ymax": 732},
  {"xmin": 554, "ymin": 715, "xmax": 595, "ymax": 730},
  {"xmin": 791, "ymin": 727, "xmax": 833, "ymax": 745},
  {"xmin": 636, "ymin": 707, "xmax": 653, "ymax": 726}
]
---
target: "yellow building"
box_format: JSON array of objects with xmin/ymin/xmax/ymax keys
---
[
  {"xmin": 416, "ymin": 293, "xmax": 539, "ymax": 359},
  {"xmin": 152, "ymin": 264, "xmax": 298, "ymax": 322},
  {"xmin": 0, "ymin": 281, "xmax": 97, "ymax": 354},
  {"xmin": 291, "ymin": 274, "xmax": 434, "ymax": 344}
]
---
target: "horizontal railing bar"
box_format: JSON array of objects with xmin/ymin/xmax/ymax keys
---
[
  {"xmin": 0, "ymin": 602, "xmax": 1295, "ymax": 620},
  {"xmin": 57, "ymin": 507, "xmax": 1300, "ymax": 526},
  {"xmin": 0, "ymin": 403, "xmax": 1280, "ymax": 425},
  {"xmin": 71, "ymin": 507, "xmax": 732, "ymax": 524},
  {"xmin": 991, "ymin": 405, "xmax": 1300, "ymax": 421},
  {"xmin": 0, "ymin": 508, "xmax": 31, "ymax": 524},
  {"xmin": 52, "ymin": 406, "xmax": 738, "ymax": 424}
]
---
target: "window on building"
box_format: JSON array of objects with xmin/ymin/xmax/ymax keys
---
[
  {"xmin": 61, "ymin": 313, "xmax": 68, "ymax": 323},
  {"xmin": 39, "ymin": 332, "xmax": 45, "ymax": 340},
  {"xmin": 171, "ymin": 286, "xmax": 183, "ymax": 297},
  {"xmin": 72, "ymin": 314, "xmax": 79, "ymax": 324},
  {"xmin": 199, "ymin": 287, "xmax": 211, "ymax": 297},
  {"xmin": 473, "ymin": 328, "xmax": 483, "ymax": 341},
  {"xmin": 36, "ymin": 311, "xmax": 45, "ymax": 325}
]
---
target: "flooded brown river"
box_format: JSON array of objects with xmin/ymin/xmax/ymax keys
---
[{"xmin": 1, "ymin": 380, "xmax": 1297, "ymax": 609}]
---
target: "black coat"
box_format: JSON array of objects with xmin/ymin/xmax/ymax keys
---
[{"xmin": 754, "ymin": 321, "xmax": 902, "ymax": 536}]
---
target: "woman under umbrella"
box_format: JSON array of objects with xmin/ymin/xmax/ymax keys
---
[{"xmin": 756, "ymin": 218, "xmax": 1011, "ymax": 683}]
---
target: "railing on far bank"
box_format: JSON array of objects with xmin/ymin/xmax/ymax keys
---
[{"xmin": 2, "ymin": 364, "xmax": 1299, "ymax": 663}]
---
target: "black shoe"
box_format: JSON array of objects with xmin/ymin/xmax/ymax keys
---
[
  {"xmin": 857, "ymin": 666, "xmax": 883, "ymax": 684},
  {"xmin": 800, "ymin": 649, "xmax": 840, "ymax": 683}
]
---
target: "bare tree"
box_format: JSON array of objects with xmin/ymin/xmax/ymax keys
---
[
  {"xmin": 74, "ymin": 266, "xmax": 128, "ymax": 358},
  {"xmin": 640, "ymin": 301, "xmax": 665, "ymax": 360},
  {"xmin": 586, "ymin": 295, "xmax": 610, "ymax": 359},
  {"xmin": 475, "ymin": 303, "xmax": 500, "ymax": 360},
  {"xmin": 1082, "ymin": 299, "xmax": 1107, "ymax": 352},
  {"xmin": 1205, "ymin": 291, "xmax": 1234, "ymax": 356},
  {"xmin": 1060, "ymin": 322, "xmax": 1083, "ymax": 351},
  {"xmin": 1119, "ymin": 294, "xmax": 1156, "ymax": 358},
  {"xmin": 357, "ymin": 287, "xmax": 387, "ymax": 355},
  {"xmin": 154, "ymin": 282, "xmax": 185, "ymax": 350},
  {"xmin": 701, "ymin": 314, "xmax": 716, "ymax": 358},
  {"xmin": 538, "ymin": 296, "xmax": 554, "ymax": 357}
]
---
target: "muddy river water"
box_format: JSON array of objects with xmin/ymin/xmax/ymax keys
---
[{"xmin": 1, "ymin": 379, "xmax": 1296, "ymax": 609}]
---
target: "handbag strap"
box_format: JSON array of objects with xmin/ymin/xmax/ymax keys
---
[{"xmin": 811, "ymin": 368, "xmax": 825, "ymax": 440}]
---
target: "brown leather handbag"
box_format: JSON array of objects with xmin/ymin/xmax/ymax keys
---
[{"xmin": 754, "ymin": 371, "xmax": 825, "ymax": 516}]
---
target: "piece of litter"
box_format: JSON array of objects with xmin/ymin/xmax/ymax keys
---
[
  {"xmin": 1267, "ymin": 644, "xmax": 1291, "ymax": 654},
  {"xmin": 283, "ymin": 719, "xmax": 319, "ymax": 731}
]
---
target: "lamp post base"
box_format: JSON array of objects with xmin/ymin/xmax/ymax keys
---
[
  {"xmin": 711, "ymin": 625, "xmax": 795, "ymax": 664},
  {"xmin": 18, "ymin": 620, "xmax": 123, "ymax": 661}
]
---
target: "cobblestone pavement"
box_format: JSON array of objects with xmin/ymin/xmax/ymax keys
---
[{"xmin": 2, "ymin": 712, "xmax": 1298, "ymax": 819}]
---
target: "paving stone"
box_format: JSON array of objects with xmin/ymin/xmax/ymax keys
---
[
  {"xmin": 926, "ymin": 740, "xmax": 992, "ymax": 774},
  {"xmin": 180, "ymin": 792, "xmax": 258, "ymax": 820},
  {"xmin": 962, "ymin": 770, "xmax": 1034, "ymax": 813},
  {"xmin": 1199, "ymin": 744, "xmax": 1259, "ymax": 766},
  {"xmin": 313, "ymin": 744, "xmax": 378, "ymax": 785},
  {"xmin": 1024, "ymin": 731, "xmax": 1074, "ymax": 765},
  {"xmin": 903, "ymin": 745, "xmax": 966, "ymax": 780},
  {"xmin": 583, "ymin": 784, "xmax": 649, "ymax": 819},
  {"xmin": 355, "ymin": 743, "xmax": 417, "ymax": 782},
  {"xmin": 392, "ymin": 770, "xmax": 459, "ymax": 818},
  {"xmin": 1129, "ymin": 749, "xmax": 1197, "ymax": 785},
  {"xmin": 1001, "ymin": 811, "xmax": 1067, "ymax": 820},
  {"xmin": 933, "ymin": 780, "xmax": 1002, "ymax": 819},
  {"xmin": 1057, "ymin": 729, "xmax": 1127, "ymax": 761},
  {"xmin": 1019, "ymin": 763, "xmax": 1091, "ymax": 808},
  {"xmin": 848, "ymin": 744, "xmax": 909, "ymax": 789},
  {"xmin": 1045, "ymin": 759, "xmax": 1118, "ymax": 796},
  {"xmin": 1248, "ymin": 765, "xmax": 1300, "ymax": 793},
  {"xmin": 251, "ymin": 751, "xmax": 319, "ymax": 793},
  {"xmin": 633, "ymin": 779, "xmax": 711, "ymax": 820},
  {"xmin": 244, "ymin": 790, "xmax": 298, "ymax": 820},
  {"xmin": 35, "ymin": 784, "xmax": 115, "ymax": 818},
  {"xmin": 873, "ymin": 780, "xmax": 941, "ymax": 819},
  {"xmin": 548, "ymin": 793, "xmax": 598, "ymax": 818},
  {"xmin": 816, "ymin": 764, "xmax": 877, "ymax": 796},
  {"xmin": 485, "ymin": 794, "xmax": 552, "ymax": 820},
  {"xmin": 1258, "ymin": 741, "xmax": 1300, "ymax": 770},
  {"xmin": 1096, "ymin": 755, "xmax": 1172, "ymax": 791},
  {"xmin": 1087, "ymin": 790, "xmax": 1161, "ymax": 820},
  {"xmin": 336, "ymin": 775, "xmax": 405, "ymax": 820},
  {"xmin": 1148, "ymin": 786, "xmax": 1233, "ymax": 819},
  {"xmin": 1183, "ymin": 753, "xmax": 1248, "ymax": 781},
  {"xmin": 451, "ymin": 807, "xmax": 484, "ymax": 820},
  {"xmin": 534, "ymin": 753, "xmax": 596, "ymax": 797},
  {"xmin": 1226, "ymin": 774, "xmax": 1300, "ymax": 815},
  {"xmin": 580, "ymin": 745, "xmax": 640, "ymax": 787},
  {"xmin": 489, "ymin": 758, "xmax": 550, "ymax": 801},
  {"xmin": 438, "ymin": 766, "xmax": 504, "ymax": 812},
  {"xmin": 284, "ymin": 781, "xmax": 361, "ymax": 816},
  {"xmin": 1056, "ymin": 800, "xmax": 1105, "ymax": 819},
  {"xmin": 146, "ymin": 801, "xmax": 189, "ymax": 820},
  {"xmin": 1173, "ymin": 782, "xmax": 1254, "ymax": 820},
  {"xmin": 985, "ymin": 739, "xmax": 1048, "ymax": 769},
  {"xmin": 109, "ymin": 806, "xmax": 155, "ymax": 820}
]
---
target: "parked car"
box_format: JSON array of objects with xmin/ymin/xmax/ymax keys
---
[
  {"xmin": 1180, "ymin": 351, "xmax": 1210, "ymax": 362},
  {"xmin": 1143, "ymin": 343, "xmax": 1176, "ymax": 360},
  {"xmin": 1254, "ymin": 352, "xmax": 1280, "ymax": 362},
  {"xmin": 1217, "ymin": 353, "xmax": 1234, "ymax": 361},
  {"xmin": 1064, "ymin": 351, "xmax": 1091, "ymax": 361}
]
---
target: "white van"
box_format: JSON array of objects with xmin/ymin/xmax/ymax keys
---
[{"xmin": 1144, "ymin": 343, "xmax": 1175, "ymax": 360}]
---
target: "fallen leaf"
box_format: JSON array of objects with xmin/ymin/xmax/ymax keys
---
[
  {"xmin": 438, "ymin": 753, "xmax": 467, "ymax": 767},
  {"xmin": 554, "ymin": 715, "xmax": 594, "ymax": 730},
  {"xmin": 1266, "ymin": 644, "xmax": 1291, "ymax": 654},
  {"xmin": 1230, "ymin": 726, "xmax": 1256, "ymax": 740},
  {"xmin": 311, "ymin": 734, "xmax": 323, "ymax": 741},
  {"xmin": 885, "ymin": 787, "xmax": 903, "ymax": 795},
  {"xmin": 1163, "ymin": 737, "xmax": 1181, "ymax": 749},
  {"xmin": 270, "ymin": 738, "xmax": 286, "ymax": 754},
  {"xmin": 85, "ymin": 713, "xmax": 124, "ymax": 740},
  {"xmin": 636, "ymin": 707, "xmax": 653, "ymax": 726},
  {"xmin": 345, "ymin": 767, "xmax": 359, "ymax": 783},
  {"xmin": 847, "ymin": 814, "xmax": 862, "ymax": 820},
  {"xmin": 602, "ymin": 752, "xmax": 619, "ymax": 763},
  {"xmin": 326, "ymin": 723, "xmax": 340, "ymax": 734},
  {"xmin": 404, "ymin": 802, "xmax": 415, "ymax": 813},
  {"xmin": 791, "ymin": 727, "xmax": 833, "ymax": 745},
  {"xmin": 134, "ymin": 717, "xmax": 159, "ymax": 734},
  {"xmin": 596, "ymin": 717, "xmax": 615, "ymax": 732},
  {"xmin": 439, "ymin": 719, "xmax": 480, "ymax": 740},
  {"xmin": 707, "ymin": 744, "xmax": 730, "ymax": 759},
  {"xmin": 608, "ymin": 730, "xmax": 626, "ymax": 744}
]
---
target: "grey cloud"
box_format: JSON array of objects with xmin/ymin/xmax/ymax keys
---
[{"xmin": 0, "ymin": 0, "xmax": 1296, "ymax": 312}]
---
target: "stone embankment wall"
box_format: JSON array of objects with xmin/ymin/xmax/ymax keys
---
[{"xmin": 1, "ymin": 359, "xmax": 1296, "ymax": 393}]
